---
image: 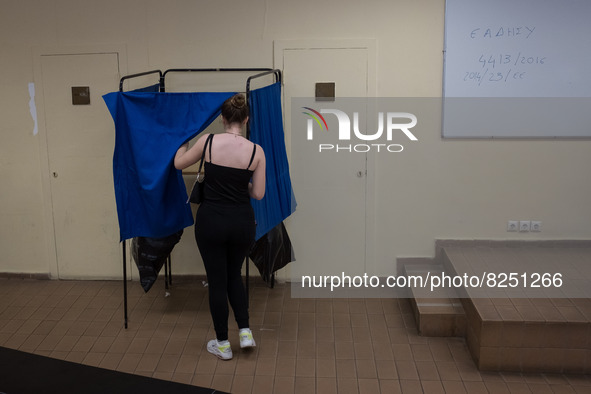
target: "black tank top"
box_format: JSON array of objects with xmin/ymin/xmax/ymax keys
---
[{"xmin": 203, "ymin": 135, "xmax": 256, "ymax": 205}]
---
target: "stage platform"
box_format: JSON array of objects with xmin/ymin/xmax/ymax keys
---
[{"xmin": 402, "ymin": 240, "xmax": 591, "ymax": 374}]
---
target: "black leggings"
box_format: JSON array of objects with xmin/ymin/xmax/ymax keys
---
[{"xmin": 194, "ymin": 202, "xmax": 255, "ymax": 341}]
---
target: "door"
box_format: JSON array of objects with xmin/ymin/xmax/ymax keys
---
[
  {"xmin": 281, "ymin": 46, "xmax": 371, "ymax": 280},
  {"xmin": 41, "ymin": 53, "xmax": 121, "ymax": 279}
]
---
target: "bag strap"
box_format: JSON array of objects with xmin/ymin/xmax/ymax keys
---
[
  {"xmin": 247, "ymin": 144, "xmax": 257, "ymax": 170},
  {"xmin": 208, "ymin": 133, "xmax": 214, "ymax": 162},
  {"xmin": 197, "ymin": 134, "xmax": 214, "ymax": 172}
]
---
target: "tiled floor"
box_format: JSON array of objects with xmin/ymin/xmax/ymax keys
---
[{"xmin": 0, "ymin": 276, "xmax": 590, "ymax": 393}]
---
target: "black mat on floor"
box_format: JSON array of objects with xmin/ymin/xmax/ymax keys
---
[{"xmin": 0, "ymin": 346, "xmax": 226, "ymax": 394}]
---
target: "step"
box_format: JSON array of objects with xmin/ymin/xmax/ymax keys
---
[{"xmin": 402, "ymin": 263, "xmax": 466, "ymax": 337}]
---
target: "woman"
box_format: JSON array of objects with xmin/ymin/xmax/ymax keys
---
[{"xmin": 174, "ymin": 94, "xmax": 265, "ymax": 360}]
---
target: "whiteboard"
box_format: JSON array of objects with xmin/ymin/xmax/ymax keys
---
[{"xmin": 443, "ymin": 0, "xmax": 591, "ymax": 138}]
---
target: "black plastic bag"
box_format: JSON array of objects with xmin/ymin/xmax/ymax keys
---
[
  {"xmin": 249, "ymin": 222, "xmax": 295, "ymax": 287},
  {"xmin": 131, "ymin": 230, "xmax": 183, "ymax": 293}
]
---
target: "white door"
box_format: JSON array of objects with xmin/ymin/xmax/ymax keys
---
[
  {"xmin": 280, "ymin": 46, "xmax": 372, "ymax": 280},
  {"xmin": 41, "ymin": 53, "xmax": 121, "ymax": 279}
]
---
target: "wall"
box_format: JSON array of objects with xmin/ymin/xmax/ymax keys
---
[{"xmin": 0, "ymin": 0, "xmax": 589, "ymax": 278}]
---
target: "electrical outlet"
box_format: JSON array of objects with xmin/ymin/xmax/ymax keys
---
[
  {"xmin": 531, "ymin": 221, "xmax": 542, "ymax": 232},
  {"xmin": 507, "ymin": 221, "xmax": 518, "ymax": 232},
  {"xmin": 519, "ymin": 220, "xmax": 530, "ymax": 232}
]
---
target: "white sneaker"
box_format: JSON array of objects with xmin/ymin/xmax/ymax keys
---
[
  {"xmin": 239, "ymin": 328, "xmax": 256, "ymax": 348},
  {"xmin": 207, "ymin": 339, "xmax": 233, "ymax": 360}
]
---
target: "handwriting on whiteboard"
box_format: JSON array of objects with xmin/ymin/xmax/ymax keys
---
[
  {"xmin": 463, "ymin": 25, "xmax": 545, "ymax": 86},
  {"xmin": 470, "ymin": 26, "xmax": 535, "ymax": 39},
  {"xmin": 478, "ymin": 53, "xmax": 546, "ymax": 69}
]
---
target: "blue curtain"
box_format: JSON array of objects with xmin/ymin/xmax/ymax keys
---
[
  {"xmin": 103, "ymin": 91, "xmax": 235, "ymax": 241},
  {"xmin": 248, "ymin": 82, "xmax": 297, "ymax": 240},
  {"xmin": 132, "ymin": 83, "xmax": 160, "ymax": 93}
]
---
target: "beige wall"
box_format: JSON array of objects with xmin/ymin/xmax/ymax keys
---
[{"xmin": 1, "ymin": 0, "xmax": 589, "ymax": 278}]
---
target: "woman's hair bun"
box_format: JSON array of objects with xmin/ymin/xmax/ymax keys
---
[
  {"xmin": 221, "ymin": 93, "xmax": 249, "ymax": 124},
  {"xmin": 231, "ymin": 94, "xmax": 246, "ymax": 109}
]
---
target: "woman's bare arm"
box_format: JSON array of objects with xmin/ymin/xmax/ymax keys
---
[
  {"xmin": 249, "ymin": 145, "xmax": 266, "ymax": 200},
  {"xmin": 174, "ymin": 134, "xmax": 208, "ymax": 170}
]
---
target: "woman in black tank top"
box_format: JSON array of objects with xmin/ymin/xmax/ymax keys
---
[{"xmin": 174, "ymin": 94, "xmax": 266, "ymax": 360}]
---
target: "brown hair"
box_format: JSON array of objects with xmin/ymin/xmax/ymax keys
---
[{"xmin": 221, "ymin": 93, "xmax": 249, "ymax": 124}]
